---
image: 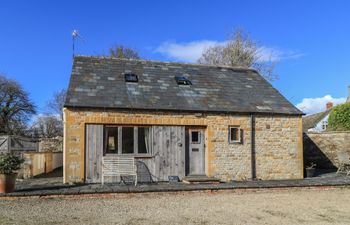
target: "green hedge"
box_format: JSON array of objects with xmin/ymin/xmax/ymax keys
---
[{"xmin": 328, "ymin": 103, "xmax": 350, "ymax": 131}]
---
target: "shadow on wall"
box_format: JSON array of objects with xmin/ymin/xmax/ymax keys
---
[
  {"xmin": 303, "ymin": 133, "xmax": 337, "ymax": 170},
  {"xmin": 118, "ymin": 161, "xmax": 154, "ymax": 184}
]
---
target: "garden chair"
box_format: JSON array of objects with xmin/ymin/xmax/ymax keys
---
[
  {"xmin": 336, "ymin": 152, "xmax": 350, "ymax": 176},
  {"xmin": 102, "ymin": 156, "xmax": 137, "ymax": 186}
]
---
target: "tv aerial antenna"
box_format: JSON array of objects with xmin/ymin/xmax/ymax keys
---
[{"xmin": 72, "ymin": 29, "xmax": 84, "ymax": 58}]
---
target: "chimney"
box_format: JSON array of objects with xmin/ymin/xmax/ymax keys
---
[{"xmin": 326, "ymin": 102, "xmax": 333, "ymax": 110}]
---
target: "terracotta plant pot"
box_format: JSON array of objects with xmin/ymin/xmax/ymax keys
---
[{"xmin": 0, "ymin": 173, "xmax": 17, "ymax": 193}]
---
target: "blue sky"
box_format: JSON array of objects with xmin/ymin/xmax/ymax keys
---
[{"xmin": 0, "ymin": 1, "xmax": 349, "ymax": 115}]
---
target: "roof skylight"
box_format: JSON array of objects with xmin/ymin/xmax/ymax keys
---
[
  {"xmin": 125, "ymin": 73, "xmax": 138, "ymax": 83},
  {"xmin": 175, "ymin": 76, "xmax": 192, "ymax": 85}
]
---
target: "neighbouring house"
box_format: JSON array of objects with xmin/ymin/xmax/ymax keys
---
[
  {"xmin": 63, "ymin": 56, "xmax": 304, "ymax": 184},
  {"xmin": 303, "ymin": 86, "xmax": 350, "ymax": 133},
  {"xmin": 303, "ymin": 102, "xmax": 333, "ymax": 133}
]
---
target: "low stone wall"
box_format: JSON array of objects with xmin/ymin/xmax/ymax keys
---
[
  {"xmin": 39, "ymin": 137, "xmax": 63, "ymax": 152},
  {"xmin": 303, "ymin": 132, "xmax": 350, "ymax": 169}
]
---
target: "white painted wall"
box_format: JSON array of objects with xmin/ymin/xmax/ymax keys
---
[{"xmin": 308, "ymin": 114, "xmax": 329, "ymax": 133}]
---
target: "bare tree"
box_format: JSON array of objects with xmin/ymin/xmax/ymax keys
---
[
  {"xmin": 198, "ymin": 29, "xmax": 278, "ymax": 81},
  {"xmin": 0, "ymin": 74, "xmax": 36, "ymax": 135},
  {"xmin": 46, "ymin": 89, "xmax": 66, "ymax": 121},
  {"xmin": 31, "ymin": 115, "xmax": 63, "ymax": 138},
  {"xmin": 109, "ymin": 45, "xmax": 140, "ymax": 59}
]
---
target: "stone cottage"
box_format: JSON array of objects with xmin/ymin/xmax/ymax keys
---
[{"xmin": 63, "ymin": 56, "xmax": 304, "ymax": 184}]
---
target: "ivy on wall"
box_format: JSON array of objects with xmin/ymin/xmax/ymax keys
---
[{"xmin": 328, "ymin": 103, "xmax": 350, "ymax": 131}]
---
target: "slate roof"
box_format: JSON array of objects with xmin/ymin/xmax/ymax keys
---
[
  {"xmin": 65, "ymin": 56, "xmax": 302, "ymax": 115},
  {"xmin": 302, "ymin": 109, "xmax": 331, "ymax": 132}
]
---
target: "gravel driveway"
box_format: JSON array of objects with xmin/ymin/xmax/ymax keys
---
[{"xmin": 1, "ymin": 188, "xmax": 350, "ymax": 225}]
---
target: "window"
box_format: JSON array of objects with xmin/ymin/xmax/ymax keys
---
[
  {"xmin": 321, "ymin": 121, "xmax": 328, "ymax": 131},
  {"xmin": 229, "ymin": 126, "xmax": 241, "ymax": 143},
  {"xmin": 105, "ymin": 127, "xmax": 118, "ymax": 154},
  {"xmin": 191, "ymin": 131, "xmax": 200, "ymax": 144},
  {"xmin": 104, "ymin": 126, "xmax": 152, "ymax": 155},
  {"xmin": 138, "ymin": 127, "xmax": 151, "ymax": 154},
  {"xmin": 122, "ymin": 127, "xmax": 134, "ymax": 154},
  {"xmin": 125, "ymin": 73, "xmax": 138, "ymax": 82},
  {"xmin": 175, "ymin": 76, "xmax": 192, "ymax": 85}
]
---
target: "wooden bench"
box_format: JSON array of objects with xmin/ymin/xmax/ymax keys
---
[{"xmin": 102, "ymin": 156, "xmax": 137, "ymax": 186}]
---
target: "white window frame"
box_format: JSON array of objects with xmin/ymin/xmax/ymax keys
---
[{"xmin": 229, "ymin": 126, "xmax": 242, "ymax": 144}]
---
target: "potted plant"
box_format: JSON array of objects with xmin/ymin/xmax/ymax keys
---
[
  {"xmin": 0, "ymin": 153, "xmax": 25, "ymax": 193},
  {"xmin": 305, "ymin": 162, "xmax": 316, "ymax": 178}
]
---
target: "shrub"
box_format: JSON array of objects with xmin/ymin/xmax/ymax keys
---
[
  {"xmin": 328, "ymin": 103, "xmax": 350, "ymax": 131},
  {"xmin": 0, "ymin": 154, "xmax": 25, "ymax": 174}
]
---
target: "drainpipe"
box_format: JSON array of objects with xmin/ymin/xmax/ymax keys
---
[{"xmin": 250, "ymin": 114, "xmax": 256, "ymax": 180}]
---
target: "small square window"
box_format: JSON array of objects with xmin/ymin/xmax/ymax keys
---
[
  {"xmin": 191, "ymin": 131, "xmax": 200, "ymax": 144},
  {"xmin": 125, "ymin": 73, "xmax": 138, "ymax": 82},
  {"xmin": 229, "ymin": 126, "xmax": 241, "ymax": 143}
]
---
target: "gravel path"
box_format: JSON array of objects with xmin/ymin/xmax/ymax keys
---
[{"xmin": 1, "ymin": 188, "xmax": 350, "ymax": 225}]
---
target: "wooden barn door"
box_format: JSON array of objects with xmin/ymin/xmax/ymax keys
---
[
  {"xmin": 85, "ymin": 124, "xmax": 104, "ymax": 183},
  {"xmin": 152, "ymin": 126, "xmax": 186, "ymax": 181}
]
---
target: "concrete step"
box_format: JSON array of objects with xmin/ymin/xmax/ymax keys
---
[{"xmin": 182, "ymin": 175, "xmax": 221, "ymax": 184}]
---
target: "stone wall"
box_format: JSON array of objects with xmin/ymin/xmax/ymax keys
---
[
  {"xmin": 63, "ymin": 107, "xmax": 303, "ymax": 183},
  {"xmin": 39, "ymin": 137, "xmax": 63, "ymax": 152},
  {"xmin": 303, "ymin": 132, "xmax": 350, "ymax": 169},
  {"xmin": 255, "ymin": 116, "xmax": 303, "ymax": 180}
]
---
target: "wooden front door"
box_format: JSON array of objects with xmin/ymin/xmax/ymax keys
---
[{"xmin": 188, "ymin": 129, "xmax": 205, "ymax": 175}]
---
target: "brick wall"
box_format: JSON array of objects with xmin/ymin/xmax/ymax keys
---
[
  {"xmin": 303, "ymin": 132, "xmax": 350, "ymax": 169},
  {"xmin": 63, "ymin": 107, "xmax": 303, "ymax": 183}
]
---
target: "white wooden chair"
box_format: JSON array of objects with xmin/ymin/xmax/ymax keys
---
[
  {"xmin": 336, "ymin": 152, "xmax": 350, "ymax": 176},
  {"xmin": 102, "ymin": 156, "xmax": 138, "ymax": 186}
]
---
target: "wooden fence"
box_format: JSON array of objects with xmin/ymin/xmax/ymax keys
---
[
  {"xmin": 0, "ymin": 135, "xmax": 39, "ymax": 153},
  {"xmin": 20, "ymin": 152, "xmax": 63, "ymax": 178}
]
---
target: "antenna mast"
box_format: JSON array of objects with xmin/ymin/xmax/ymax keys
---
[{"xmin": 72, "ymin": 30, "xmax": 84, "ymax": 59}]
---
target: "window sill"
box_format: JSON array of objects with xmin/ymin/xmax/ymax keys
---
[{"xmin": 229, "ymin": 141, "xmax": 242, "ymax": 144}]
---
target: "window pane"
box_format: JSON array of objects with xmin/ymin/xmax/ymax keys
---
[
  {"xmin": 230, "ymin": 127, "xmax": 239, "ymax": 142},
  {"xmin": 191, "ymin": 131, "xmax": 200, "ymax": 143},
  {"xmin": 138, "ymin": 127, "xmax": 150, "ymax": 154},
  {"xmin": 106, "ymin": 127, "xmax": 118, "ymax": 154},
  {"xmin": 122, "ymin": 127, "xmax": 134, "ymax": 154}
]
